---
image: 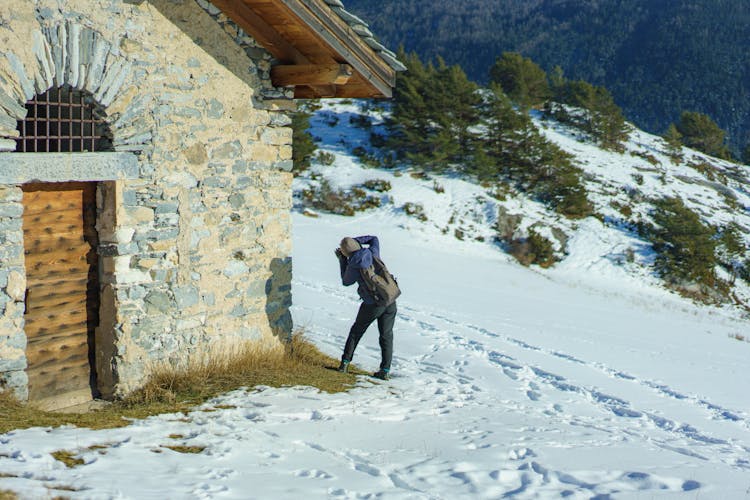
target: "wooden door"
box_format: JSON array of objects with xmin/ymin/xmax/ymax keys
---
[{"xmin": 22, "ymin": 182, "xmax": 99, "ymax": 404}]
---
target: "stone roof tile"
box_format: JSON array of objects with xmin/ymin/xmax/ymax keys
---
[{"xmin": 326, "ymin": 1, "xmax": 405, "ymax": 72}]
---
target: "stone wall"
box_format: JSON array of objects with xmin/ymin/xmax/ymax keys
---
[
  {"xmin": 0, "ymin": 186, "xmax": 27, "ymax": 400},
  {"xmin": 0, "ymin": 0, "xmax": 295, "ymax": 399}
]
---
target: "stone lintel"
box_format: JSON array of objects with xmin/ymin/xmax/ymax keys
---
[{"xmin": 0, "ymin": 152, "xmax": 139, "ymax": 184}]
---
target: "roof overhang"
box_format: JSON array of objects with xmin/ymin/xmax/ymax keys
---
[{"xmin": 211, "ymin": 0, "xmax": 398, "ymax": 98}]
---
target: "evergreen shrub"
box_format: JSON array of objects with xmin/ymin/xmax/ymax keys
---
[
  {"xmin": 301, "ymin": 180, "xmax": 381, "ymax": 216},
  {"xmin": 675, "ymin": 111, "xmax": 732, "ymax": 160},
  {"xmin": 645, "ymin": 197, "xmax": 724, "ymax": 300},
  {"xmin": 489, "ymin": 52, "xmax": 550, "ymax": 109},
  {"xmin": 291, "ymin": 106, "xmax": 318, "ymax": 175},
  {"xmin": 507, "ymin": 229, "xmax": 556, "ymax": 268}
]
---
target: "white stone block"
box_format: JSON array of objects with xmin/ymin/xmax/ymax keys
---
[
  {"xmin": 5, "ymin": 53, "xmax": 34, "ymax": 100},
  {"xmin": 0, "ymin": 89, "xmax": 26, "ymax": 120},
  {"xmin": 101, "ymin": 61, "xmax": 133, "ymax": 107},
  {"xmin": 6, "ymin": 271, "xmax": 25, "ymax": 302},
  {"xmin": 86, "ymin": 37, "xmax": 111, "ymax": 93},
  {"xmin": 114, "ymin": 255, "xmax": 151, "ymax": 284},
  {"xmin": 53, "ymin": 23, "xmax": 68, "ymax": 88},
  {"xmin": 114, "ymin": 227, "xmax": 136, "ymax": 244},
  {"xmin": 66, "ymin": 22, "xmax": 81, "ymax": 89},
  {"xmin": 163, "ymin": 171, "xmax": 198, "ymax": 189},
  {"xmin": 33, "ymin": 31, "xmax": 55, "ymax": 92},
  {"xmin": 223, "ymin": 261, "xmax": 249, "ymax": 278}
]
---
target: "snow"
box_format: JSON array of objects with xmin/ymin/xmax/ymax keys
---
[{"xmin": 2, "ymin": 102, "xmax": 750, "ymax": 499}]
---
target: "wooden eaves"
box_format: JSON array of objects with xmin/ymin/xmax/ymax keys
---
[{"xmin": 211, "ymin": 0, "xmax": 398, "ymax": 99}]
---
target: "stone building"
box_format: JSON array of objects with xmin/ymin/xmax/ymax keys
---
[{"xmin": 0, "ymin": 0, "xmax": 401, "ymax": 409}]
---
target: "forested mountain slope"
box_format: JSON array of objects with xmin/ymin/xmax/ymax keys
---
[{"xmin": 344, "ymin": 0, "xmax": 750, "ymax": 151}]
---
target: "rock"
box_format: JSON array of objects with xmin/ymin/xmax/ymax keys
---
[{"xmin": 5, "ymin": 271, "xmax": 25, "ymax": 302}]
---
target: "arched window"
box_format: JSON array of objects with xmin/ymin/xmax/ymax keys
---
[{"xmin": 15, "ymin": 85, "xmax": 113, "ymax": 153}]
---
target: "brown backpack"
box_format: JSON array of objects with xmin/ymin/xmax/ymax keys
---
[{"xmin": 360, "ymin": 256, "xmax": 401, "ymax": 306}]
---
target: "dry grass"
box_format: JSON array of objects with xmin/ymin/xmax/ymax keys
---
[
  {"xmin": 162, "ymin": 445, "xmax": 205, "ymax": 454},
  {"xmin": 50, "ymin": 450, "xmax": 84, "ymax": 468},
  {"xmin": 123, "ymin": 332, "xmax": 357, "ymax": 406},
  {"xmin": 0, "ymin": 490, "xmax": 17, "ymax": 500},
  {"xmin": 0, "ymin": 333, "xmax": 359, "ymax": 434}
]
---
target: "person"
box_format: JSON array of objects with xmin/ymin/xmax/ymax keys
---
[{"xmin": 335, "ymin": 235, "xmax": 397, "ymax": 380}]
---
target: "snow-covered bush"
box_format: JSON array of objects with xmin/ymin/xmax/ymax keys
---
[
  {"xmin": 401, "ymin": 202, "xmax": 428, "ymax": 222},
  {"xmin": 362, "ymin": 179, "xmax": 392, "ymax": 192},
  {"xmin": 301, "ymin": 180, "xmax": 381, "ymax": 216}
]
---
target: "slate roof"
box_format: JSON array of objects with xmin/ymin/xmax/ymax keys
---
[{"xmin": 321, "ymin": 0, "xmax": 406, "ymax": 72}]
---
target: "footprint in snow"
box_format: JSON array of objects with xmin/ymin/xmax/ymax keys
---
[
  {"xmin": 508, "ymin": 448, "xmax": 535, "ymax": 460},
  {"xmin": 244, "ymin": 412, "xmax": 264, "ymax": 422},
  {"xmin": 354, "ymin": 462, "xmax": 381, "ymax": 477},
  {"xmin": 295, "ymin": 469, "xmax": 333, "ymax": 479},
  {"xmin": 205, "ymin": 468, "xmax": 236, "ymax": 480},
  {"xmin": 526, "ymin": 390, "xmax": 542, "ymax": 402}
]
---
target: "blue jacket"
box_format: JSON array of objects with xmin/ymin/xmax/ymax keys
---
[{"xmin": 340, "ymin": 235, "xmax": 380, "ymax": 304}]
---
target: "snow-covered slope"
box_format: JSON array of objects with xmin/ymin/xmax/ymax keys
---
[
  {"xmin": 1, "ymin": 209, "xmax": 748, "ymax": 499},
  {"xmin": 0, "ymin": 102, "xmax": 749, "ymax": 499},
  {"xmin": 298, "ymin": 101, "xmax": 750, "ymax": 313}
]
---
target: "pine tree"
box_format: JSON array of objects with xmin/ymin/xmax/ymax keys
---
[
  {"xmin": 716, "ymin": 222, "xmax": 746, "ymax": 283},
  {"xmin": 549, "ymin": 79, "xmax": 628, "ymax": 151},
  {"xmin": 663, "ymin": 123, "xmax": 683, "ymax": 163},
  {"xmin": 386, "ymin": 50, "xmax": 432, "ymax": 166},
  {"xmin": 291, "ymin": 104, "xmax": 318, "ymax": 175},
  {"xmin": 650, "ymin": 197, "xmax": 718, "ymax": 287},
  {"xmin": 592, "ymin": 86, "xmax": 629, "ymax": 152},
  {"xmin": 479, "ymin": 84, "xmax": 532, "ymax": 181},
  {"xmin": 434, "ymin": 59, "xmax": 482, "ymax": 167},
  {"xmin": 480, "ymin": 84, "xmax": 592, "ymax": 218},
  {"xmin": 387, "ymin": 51, "xmax": 480, "ymax": 172},
  {"xmin": 675, "ymin": 111, "xmax": 732, "ymax": 160},
  {"xmin": 489, "ymin": 52, "xmax": 550, "ymax": 109},
  {"xmin": 548, "ymin": 65, "xmax": 566, "ymax": 95}
]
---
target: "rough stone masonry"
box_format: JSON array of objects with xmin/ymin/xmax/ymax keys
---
[{"xmin": 0, "ymin": 0, "xmax": 296, "ymax": 400}]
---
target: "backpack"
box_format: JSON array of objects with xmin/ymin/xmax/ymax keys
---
[{"xmin": 360, "ymin": 256, "xmax": 401, "ymax": 306}]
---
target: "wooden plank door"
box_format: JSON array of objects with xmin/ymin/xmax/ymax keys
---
[{"xmin": 22, "ymin": 182, "xmax": 100, "ymax": 404}]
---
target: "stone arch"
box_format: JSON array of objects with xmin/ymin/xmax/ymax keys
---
[
  {"xmin": 15, "ymin": 84, "xmax": 115, "ymax": 153},
  {"xmin": 0, "ymin": 20, "xmax": 153, "ymax": 155}
]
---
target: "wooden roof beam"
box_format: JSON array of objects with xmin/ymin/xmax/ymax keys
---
[
  {"xmin": 277, "ymin": 0, "xmax": 396, "ymax": 98},
  {"xmin": 210, "ymin": 0, "xmax": 309, "ymax": 64},
  {"xmin": 271, "ymin": 64, "xmax": 353, "ymax": 87}
]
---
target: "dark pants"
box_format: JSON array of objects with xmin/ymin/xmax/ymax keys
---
[{"xmin": 342, "ymin": 301, "xmax": 397, "ymax": 371}]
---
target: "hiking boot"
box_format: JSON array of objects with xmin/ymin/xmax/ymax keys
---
[
  {"xmin": 337, "ymin": 360, "xmax": 350, "ymax": 373},
  {"xmin": 372, "ymin": 369, "xmax": 390, "ymax": 380}
]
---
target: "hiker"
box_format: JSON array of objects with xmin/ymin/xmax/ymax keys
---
[{"xmin": 335, "ymin": 235, "xmax": 397, "ymax": 380}]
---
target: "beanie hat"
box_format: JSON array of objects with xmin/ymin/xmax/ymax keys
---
[{"xmin": 340, "ymin": 237, "xmax": 361, "ymax": 256}]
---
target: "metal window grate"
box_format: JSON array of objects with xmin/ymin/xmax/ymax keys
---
[{"xmin": 15, "ymin": 85, "xmax": 112, "ymax": 153}]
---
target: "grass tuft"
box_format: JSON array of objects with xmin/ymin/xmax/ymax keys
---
[
  {"xmin": 47, "ymin": 484, "xmax": 80, "ymax": 492},
  {"xmin": 0, "ymin": 332, "xmax": 357, "ymax": 434},
  {"xmin": 0, "ymin": 490, "xmax": 17, "ymax": 500},
  {"xmin": 50, "ymin": 450, "xmax": 84, "ymax": 468},
  {"xmin": 162, "ymin": 445, "xmax": 205, "ymax": 454}
]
